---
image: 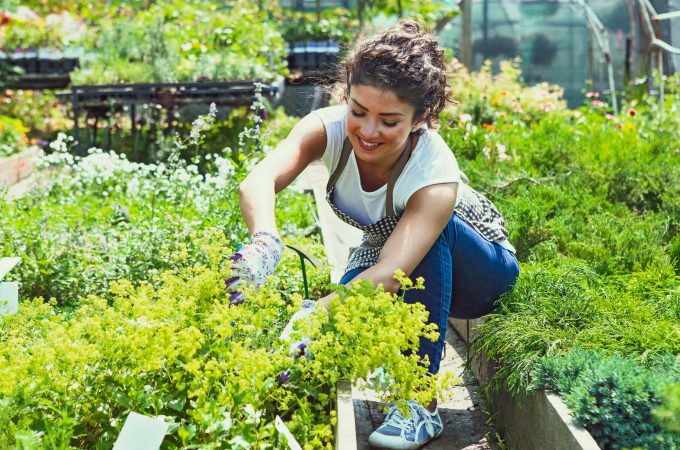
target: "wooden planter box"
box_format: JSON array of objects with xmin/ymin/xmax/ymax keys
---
[
  {"xmin": 335, "ymin": 380, "xmax": 357, "ymax": 450},
  {"xmin": 449, "ymin": 318, "xmax": 601, "ymax": 450},
  {"xmin": 0, "ymin": 146, "xmax": 40, "ymax": 188}
]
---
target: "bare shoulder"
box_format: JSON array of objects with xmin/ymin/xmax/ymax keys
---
[{"xmin": 285, "ymin": 112, "xmax": 327, "ymax": 160}]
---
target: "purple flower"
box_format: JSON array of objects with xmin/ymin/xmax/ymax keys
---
[
  {"xmin": 294, "ymin": 343, "xmax": 307, "ymax": 360},
  {"xmin": 279, "ymin": 371, "xmax": 291, "ymax": 384}
]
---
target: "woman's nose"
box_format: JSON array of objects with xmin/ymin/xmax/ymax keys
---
[{"xmin": 361, "ymin": 121, "xmax": 380, "ymax": 138}]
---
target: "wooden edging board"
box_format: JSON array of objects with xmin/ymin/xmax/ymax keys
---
[
  {"xmin": 0, "ymin": 146, "xmax": 40, "ymax": 188},
  {"xmin": 335, "ymin": 379, "xmax": 357, "ymax": 450},
  {"xmin": 449, "ymin": 318, "xmax": 601, "ymax": 450}
]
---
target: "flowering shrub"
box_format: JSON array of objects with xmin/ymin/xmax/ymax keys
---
[
  {"xmin": 446, "ymin": 59, "xmax": 568, "ymax": 127},
  {"xmin": 0, "ymin": 114, "xmax": 28, "ymax": 157},
  {"xmin": 71, "ymin": 0, "xmax": 286, "ymax": 84},
  {"xmin": 0, "ymin": 231, "xmax": 454, "ymax": 448},
  {"xmin": 0, "ymin": 105, "xmax": 319, "ymax": 305},
  {"xmin": 0, "ymin": 6, "xmax": 86, "ymax": 50},
  {"xmin": 0, "ymin": 89, "xmax": 70, "ymax": 141}
]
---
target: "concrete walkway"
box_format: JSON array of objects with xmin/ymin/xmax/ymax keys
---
[{"xmin": 297, "ymin": 161, "xmax": 498, "ymax": 450}]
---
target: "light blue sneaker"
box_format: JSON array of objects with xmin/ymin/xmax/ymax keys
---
[{"xmin": 368, "ymin": 400, "xmax": 443, "ymax": 449}]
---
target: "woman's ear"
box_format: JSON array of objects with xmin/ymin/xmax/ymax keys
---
[{"xmin": 412, "ymin": 109, "xmax": 430, "ymax": 130}]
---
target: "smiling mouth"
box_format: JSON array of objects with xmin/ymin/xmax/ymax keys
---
[{"xmin": 357, "ymin": 136, "xmax": 382, "ymax": 151}]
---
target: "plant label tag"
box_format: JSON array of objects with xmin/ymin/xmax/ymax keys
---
[
  {"xmin": 0, "ymin": 257, "xmax": 21, "ymax": 280},
  {"xmin": 0, "ymin": 281, "xmax": 18, "ymax": 317},
  {"xmin": 113, "ymin": 411, "xmax": 168, "ymax": 450},
  {"xmin": 275, "ymin": 415, "xmax": 302, "ymax": 450},
  {"xmin": 0, "ymin": 257, "xmax": 20, "ymax": 318}
]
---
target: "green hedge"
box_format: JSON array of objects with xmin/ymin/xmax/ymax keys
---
[{"xmin": 446, "ymin": 63, "xmax": 680, "ymax": 448}]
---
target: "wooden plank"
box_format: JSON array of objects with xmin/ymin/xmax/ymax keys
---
[
  {"xmin": 449, "ymin": 318, "xmax": 601, "ymax": 450},
  {"xmin": 335, "ymin": 379, "xmax": 357, "ymax": 450}
]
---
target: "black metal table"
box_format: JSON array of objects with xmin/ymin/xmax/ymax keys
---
[{"xmin": 55, "ymin": 80, "xmax": 278, "ymax": 154}]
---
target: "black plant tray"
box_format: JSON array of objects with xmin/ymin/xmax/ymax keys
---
[
  {"xmin": 56, "ymin": 80, "xmax": 277, "ymax": 108},
  {"xmin": 9, "ymin": 74, "xmax": 71, "ymax": 89},
  {"xmin": 1, "ymin": 56, "xmax": 79, "ymax": 75}
]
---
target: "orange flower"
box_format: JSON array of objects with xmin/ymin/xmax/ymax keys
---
[{"xmin": 481, "ymin": 123, "xmax": 496, "ymax": 131}]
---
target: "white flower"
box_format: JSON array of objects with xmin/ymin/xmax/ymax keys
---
[{"xmin": 496, "ymin": 143, "xmax": 509, "ymax": 161}]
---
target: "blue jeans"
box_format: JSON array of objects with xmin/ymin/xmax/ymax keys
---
[{"xmin": 340, "ymin": 214, "xmax": 520, "ymax": 375}]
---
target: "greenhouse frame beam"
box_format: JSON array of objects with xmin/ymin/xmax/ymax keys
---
[
  {"xmin": 637, "ymin": 0, "xmax": 680, "ymax": 105},
  {"xmin": 572, "ymin": 0, "xmax": 618, "ymax": 114}
]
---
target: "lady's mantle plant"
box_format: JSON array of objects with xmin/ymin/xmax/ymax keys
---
[{"xmin": 0, "ymin": 231, "xmax": 455, "ymax": 448}]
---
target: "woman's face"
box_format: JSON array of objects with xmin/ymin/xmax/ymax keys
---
[{"xmin": 346, "ymin": 84, "xmax": 417, "ymax": 168}]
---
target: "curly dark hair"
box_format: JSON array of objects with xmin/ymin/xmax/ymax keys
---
[{"xmin": 339, "ymin": 19, "xmax": 451, "ymax": 131}]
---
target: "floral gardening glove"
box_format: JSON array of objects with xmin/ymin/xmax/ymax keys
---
[
  {"xmin": 280, "ymin": 299, "xmax": 319, "ymax": 358},
  {"xmin": 226, "ymin": 231, "xmax": 284, "ymax": 304}
]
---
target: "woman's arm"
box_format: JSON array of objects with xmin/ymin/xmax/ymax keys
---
[
  {"xmin": 334, "ymin": 182, "xmax": 458, "ymax": 297},
  {"xmin": 239, "ymin": 113, "xmax": 327, "ymax": 235}
]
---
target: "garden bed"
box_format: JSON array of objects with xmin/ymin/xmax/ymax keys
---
[
  {"xmin": 449, "ymin": 318, "xmax": 601, "ymax": 450},
  {"xmin": 0, "ymin": 146, "xmax": 40, "ymax": 188}
]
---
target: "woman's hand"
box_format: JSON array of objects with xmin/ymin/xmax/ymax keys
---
[
  {"xmin": 226, "ymin": 231, "xmax": 284, "ymax": 304},
  {"xmin": 280, "ymin": 299, "xmax": 320, "ymax": 357}
]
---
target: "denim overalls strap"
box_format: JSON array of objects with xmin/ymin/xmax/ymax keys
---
[{"xmin": 326, "ymin": 135, "xmax": 415, "ymax": 271}]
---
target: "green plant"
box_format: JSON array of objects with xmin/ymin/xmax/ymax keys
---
[
  {"xmin": 670, "ymin": 234, "xmax": 680, "ymax": 276},
  {"xmin": 531, "ymin": 348, "xmax": 680, "ymax": 449},
  {"xmin": 471, "ymin": 260, "xmax": 680, "ymax": 396},
  {"xmin": 0, "ymin": 114, "xmax": 29, "ymax": 157},
  {"xmin": 0, "ymin": 232, "xmax": 455, "ymax": 448},
  {"xmin": 0, "ymin": 103, "xmax": 317, "ymax": 305},
  {"xmin": 71, "ymin": 0, "xmax": 287, "ymax": 85},
  {"xmin": 655, "ymin": 383, "xmax": 680, "ymax": 433}
]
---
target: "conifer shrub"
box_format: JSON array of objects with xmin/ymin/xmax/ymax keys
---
[{"xmin": 531, "ymin": 348, "xmax": 680, "ymax": 449}]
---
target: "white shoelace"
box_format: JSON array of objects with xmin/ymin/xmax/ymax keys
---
[{"xmin": 382, "ymin": 403, "xmax": 422, "ymax": 434}]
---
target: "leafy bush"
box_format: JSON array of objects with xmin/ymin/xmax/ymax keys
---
[
  {"xmin": 279, "ymin": 8, "xmax": 356, "ymax": 44},
  {"xmin": 0, "ymin": 114, "xmax": 29, "ymax": 157},
  {"xmin": 655, "ymin": 383, "xmax": 680, "ymax": 434},
  {"xmin": 0, "ymin": 233, "xmax": 453, "ymax": 448},
  {"xmin": 71, "ymin": 0, "xmax": 286, "ymax": 84},
  {"xmin": 470, "ymin": 260, "xmax": 680, "ymax": 396},
  {"xmin": 531, "ymin": 348, "xmax": 680, "ymax": 449},
  {"xmin": 0, "ymin": 105, "xmax": 318, "ymax": 305},
  {"xmin": 0, "ymin": 89, "xmax": 69, "ymax": 142},
  {"xmin": 0, "ymin": 6, "xmax": 86, "ymax": 50}
]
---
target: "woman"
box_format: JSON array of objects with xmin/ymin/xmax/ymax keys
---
[{"xmin": 227, "ymin": 20, "xmax": 520, "ymax": 450}]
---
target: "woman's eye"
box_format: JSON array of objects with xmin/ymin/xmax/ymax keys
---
[{"xmin": 350, "ymin": 110, "xmax": 397, "ymax": 127}]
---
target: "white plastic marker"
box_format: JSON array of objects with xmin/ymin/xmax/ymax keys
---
[
  {"xmin": 0, "ymin": 257, "xmax": 20, "ymax": 317},
  {"xmin": 113, "ymin": 412, "xmax": 168, "ymax": 450},
  {"xmin": 275, "ymin": 415, "xmax": 302, "ymax": 450}
]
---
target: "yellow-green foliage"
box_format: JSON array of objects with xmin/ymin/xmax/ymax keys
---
[
  {"xmin": 447, "ymin": 59, "xmax": 568, "ymax": 126},
  {"xmin": 0, "ymin": 230, "xmax": 456, "ymax": 448},
  {"xmin": 656, "ymin": 383, "xmax": 680, "ymax": 433}
]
